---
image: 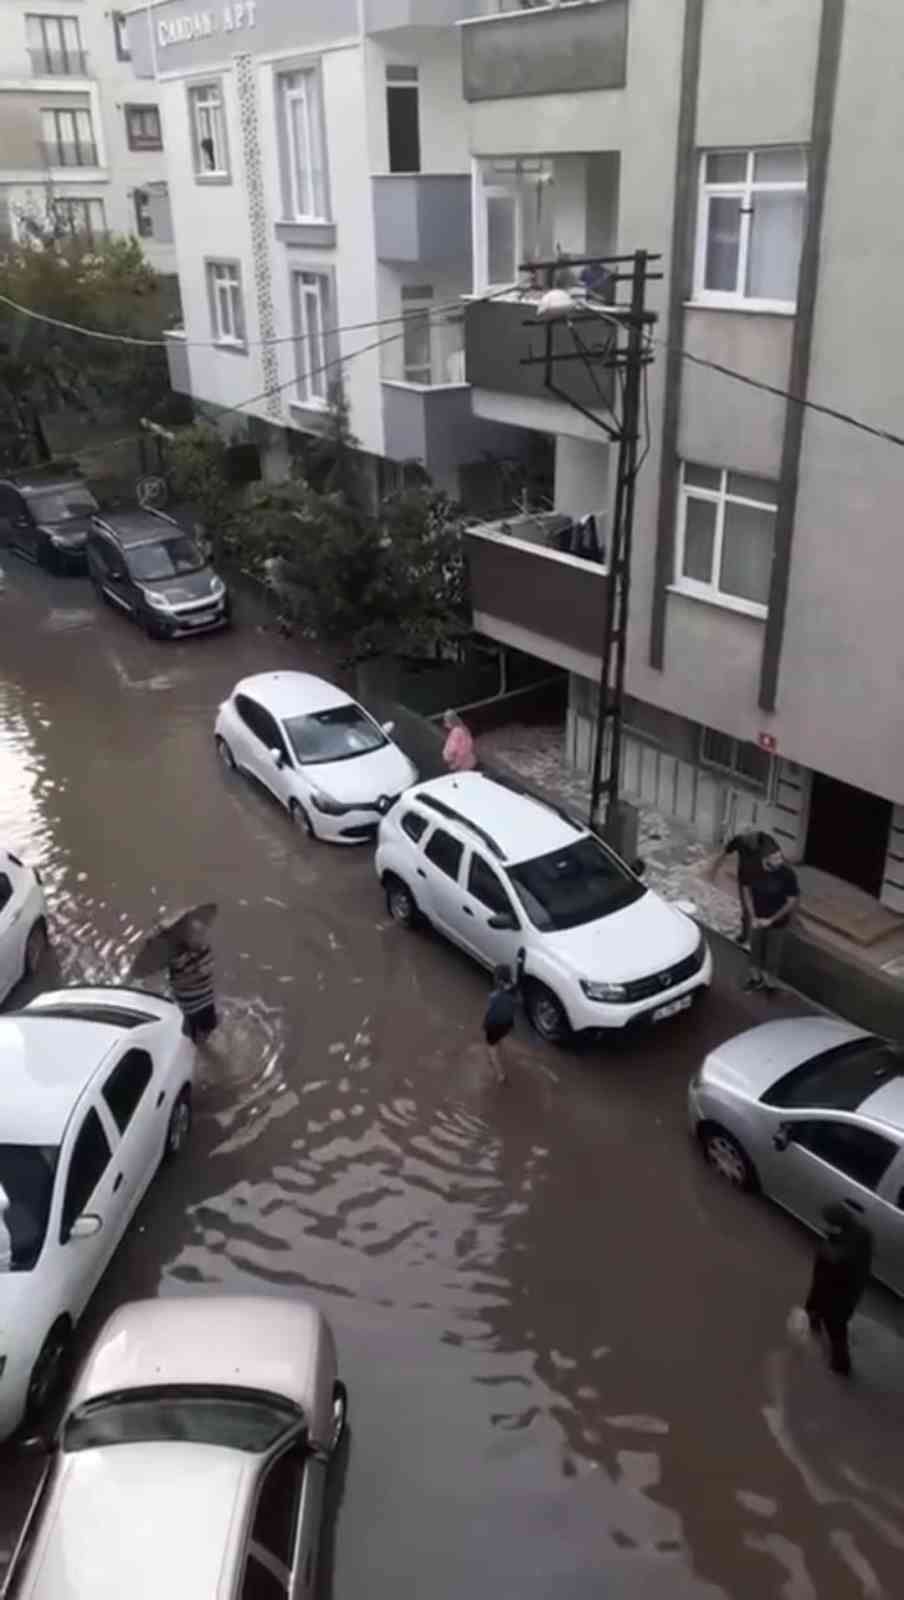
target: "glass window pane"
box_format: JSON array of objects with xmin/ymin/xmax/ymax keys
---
[
  {"xmin": 720, "ymin": 501, "xmax": 774, "ymax": 605},
  {"xmin": 486, "ymin": 194, "xmax": 515, "ymax": 286},
  {"xmin": 726, "ymin": 471, "xmax": 778, "ymax": 505},
  {"xmin": 704, "ymin": 195, "xmax": 742, "ymax": 293},
  {"xmin": 682, "ymin": 497, "xmax": 717, "ymax": 584},
  {"xmin": 403, "ymin": 311, "xmax": 431, "ymax": 382},
  {"xmin": 734, "ymin": 741, "xmax": 772, "ymax": 787},
  {"xmin": 746, "ymin": 189, "xmax": 806, "ymax": 302},
  {"xmin": 702, "ymin": 727, "xmax": 734, "ymax": 770},
  {"xmin": 705, "ymin": 152, "xmax": 747, "ymax": 185},
  {"xmin": 754, "ymin": 147, "xmax": 806, "ymax": 185},
  {"xmin": 683, "ymin": 462, "xmax": 721, "ymax": 491}
]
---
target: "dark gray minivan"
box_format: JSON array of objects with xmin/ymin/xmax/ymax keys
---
[
  {"xmin": 87, "ymin": 508, "xmax": 231, "ymax": 638},
  {"xmin": 0, "ymin": 474, "xmax": 99, "ymax": 572}
]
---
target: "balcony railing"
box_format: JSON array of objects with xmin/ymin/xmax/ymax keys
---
[
  {"xmin": 373, "ymin": 174, "xmax": 471, "ymax": 265},
  {"xmin": 365, "ymin": 0, "xmax": 482, "ymax": 31},
  {"xmin": 462, "ymin": 0, "xmax": 628, "ymax": 102},
  {"xmin": 40, "ymin": 141, "xmax": 99, "ymax": 168},
  {"xmin": 29, "ymin": 48, "xmax": 91, "ymax": 76},
  {"xmin": 466, "ymin": 514, "xmax": 609, "ymax": 671}
]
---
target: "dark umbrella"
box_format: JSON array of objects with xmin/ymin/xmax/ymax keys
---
[{"xmin": 129, "ymin": 902, "xmax": 218, "ymax": 979}]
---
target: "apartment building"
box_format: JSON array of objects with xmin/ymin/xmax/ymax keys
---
[
  {"xmin": 0, "ymin": 0, "xmax": 174, "ymax": 272},
  {"xmin": 460, "ymin": 0, "xmax": 904, "ymax": 913},
  {"xmin": 127, "ymin": 0, "xmax": 523, "ymax": 492}
]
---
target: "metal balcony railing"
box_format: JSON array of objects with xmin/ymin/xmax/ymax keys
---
[{"xmin": 29, "ymin": 48, "xmax": 90, "ymax": 76}]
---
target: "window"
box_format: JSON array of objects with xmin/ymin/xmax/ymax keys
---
[
  {"xmin": 676, "ymin": 462, "xmax": 777, "ymax": 614},
  {"xmin": 700, "ymin": 727, "xmax": 773, "ymax": 794},
  {"xmin": 241, "ymin": 1557, "xmax": 286, "ymax": 1600},
  {"xmin": 113, "ymin": 10, "xmax": 131, "ymax": 60},
  {"xmin": 0, "ymin": 872, "xmax": 12, "ymax": 911},
  {"xmin": 424, "ymin": 828, "xmax": 463, "ymax": 882},
  {"xmin": 402, "ymin": 301, "xmax": 432, "ymax": 384},
  {"xmin": 26, "ymin": 14, "xmax": 84, "ymax": 75},
  {"xmin": 695, "ymin": 148, "xmax": 807, "ymax": 310},
  {"xmin": 125, "ymin": 105, "xmax": 162, "ymax": 152},
  {"xmin": 250, "ymin": 1450, "xmax": 303, "ymax": 1569},
  {"xmin": 468, "ymin": 854, "xmax": 516, "ymax": 919},
  {"xmin": 41, "ymin": 108, "xmax": 97, "ymax": 167},
  {"xmin": 133, "ymin": 188, "xmax": 153, "ymax": 239},
  {"xmin": 189, "ymin": 83, "xmax": 228, "ymax": 177},
  {"xmin": 52, "ymin": 197, "xmax": 106, "ymax": 241},
  {"xmin": 476, "ymin": 159, "xmax": 555, "ymax": 292},
  {"xmin": 508, "ymin": 836, "xmax": 643, "ymax": 932},
  {"xmin": 401, "ymin": 811, "xmax": 428, "ymax": 843},
  {"xmin": 61, "ymin": 1108, "xmax": 111, "ymax": 1239},
  {"xmin": 102, "ymin": 1048, "xmax": 153, "ymax": 1134},
  {"xmin": 207, "ymin": 261, "xmax": 245, "ymax": 346},
  {"xmin": 386, "ymin": 65, "xmax": 420, "ymax": 174},
  {"xmin": 279, "ymin": 69, "xmax": 327, "ymax": 221},
  {"xmin": 789, "ymin": 1121, "xmax": 898, "ymax": 1192},
  {"xmin": 763, "ymin": 1037, "xmax": 904, "ymax": 1113},
  {"xmin": 292, "ymin": 271, "xmax": 330, "ymax": 405},
  {"xmin": 284, "ymin": 704, "xmax": 385, "ymax": 766},
  {"xmin": 0, "ymin": 1144, "xmax": 58, "ymax": 1271}
]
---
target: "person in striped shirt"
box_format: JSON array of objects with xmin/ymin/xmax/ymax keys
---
[{"xmin": 167, "ymin": 916, "xmax": 218, "ymax": 1042}]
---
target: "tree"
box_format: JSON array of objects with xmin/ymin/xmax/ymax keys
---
[
  {"xmin": 165, "ymin": 423, "xmax": 238, "ymax": 558},
  {"xmin": 377, "ymin": 486, "xmax": 469, "ymax": 655}
]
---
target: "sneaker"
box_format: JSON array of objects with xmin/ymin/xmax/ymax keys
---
[{"xmin": 743, "ymin": 977, "xmax": 765, "ymax": 992}]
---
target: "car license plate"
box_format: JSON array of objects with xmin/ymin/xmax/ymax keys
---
[
  {"xmin": 651, "ymin": 994, "xmax": 693, "ymax": 1023},
  {"xmin": 186, "ymin": 609, "xmax": 214, "ymax": 626}
]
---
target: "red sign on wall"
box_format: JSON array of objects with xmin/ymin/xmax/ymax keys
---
[{"xmin": 758, "ymin": 732, "xmax": 778, "ymax": 754}]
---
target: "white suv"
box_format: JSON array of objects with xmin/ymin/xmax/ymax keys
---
[{"xmin": 375, "ymin": 773, "xmax": 712, "ymax": 1043}]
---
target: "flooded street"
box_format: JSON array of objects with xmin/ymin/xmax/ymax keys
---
[{"xmin": 3, "ymin": 561, "xmax": 904, "ymax": 1600}]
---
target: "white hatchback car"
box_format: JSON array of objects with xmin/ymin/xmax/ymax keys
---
[
  {"xmin": 376, "ymin": 773, "xmax": 711, "ymax": 1043},
  {"xmin": 0, "ymin": 848, "xmax": 48, "ymax": 1006},
  {"xmin": 215, "ymin": 671, "xmax": 418, "ymax": 843},
  {"xmin": 0, "ymin": 988, "xmax": 195, "ymax": 1441},
  {"xmin": 4, "ymin": 1295, "xmax": 347, "ymax": 1600}
]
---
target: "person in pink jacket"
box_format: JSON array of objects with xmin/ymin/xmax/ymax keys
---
[{"xmin": 442, "ymin": 709, "xmax": 477, "ymax": 773}]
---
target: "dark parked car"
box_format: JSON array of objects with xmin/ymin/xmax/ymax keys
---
[
  {"xmin": 0, "ymin": 474, "xmax": 99, "ymax": 572},
  {"xmin": 87, "ymin": 508, "xmax": 231, "ymax": 638}
]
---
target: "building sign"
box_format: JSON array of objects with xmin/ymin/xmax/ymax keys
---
[
  {"xmin": 758, "ymin": 731, "xmax": 778, "ymax": 754},
  {"xmin": 157, "ymin": 1, "xmax": 256, "ymax": 47}
]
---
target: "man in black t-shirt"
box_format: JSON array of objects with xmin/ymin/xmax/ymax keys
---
[
  {"xmin": 744, "ymin": 847, "xmax": 799, "ymax": 992},
  {"xmin": 708, "ymin": 829, "xmax": 778, "ymax": 946}
]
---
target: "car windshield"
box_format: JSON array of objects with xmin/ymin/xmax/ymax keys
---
[
  {"xmin": 63, "ymin": 1387, "xmax": 301, "ymax": 1454},
  {"xmin": 507, "ymin": 836, "xmax": 645, "ymax": 931},
  {"xmin": 762, "ymin": 1037, "xmax": 904, "ymax": 1111},
  {"xmin": 128, "ymin": 536, "xmax": 204, "ymax": 583},
  {"xmin": 30, "ymin": 487, "xmax": 98, "ymax": 523},
  {"xmin": 0, "ymin": 1145, "xmax": 59, "ymax": 1272},
  {"xmin": 284, "ymin": 703, "xmax": 387, "ymax": 765}
]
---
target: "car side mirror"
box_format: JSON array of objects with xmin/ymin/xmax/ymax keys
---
[
  {"xmin": 382, "ymin": 720, "xmax": 395, "ymax": 735},
  {"xmin": 488, "ymin": 912, "xmax": 517, "ymax": 931},
  {"xmin": 631, "ymin": 857, "xmax": 646, "ymax": 877},
  {"xmin": 68, "ymin": 1213, "xmax": 103, "ymax": 1240},
  {"xmin": 269, "ymin": 746, "xmax": 286, "ymax": 769},
  {"xmin": 773, "ymin": 1125, "xmax": 790, "ymax": 1153}
]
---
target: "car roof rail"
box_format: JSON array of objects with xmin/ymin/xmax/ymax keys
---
[
  {"xmin": 415, "ymin": 793, "xmax": 507, "ymax": 862},
  {"xmin": 484, "ymin": 769, "xmax": 585, "ymax": 837}
]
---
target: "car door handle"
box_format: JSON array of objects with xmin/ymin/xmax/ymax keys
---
[
  {"xmin": 461, "ymin": 906, "xmax": 474, "ymax": 916},
  {"xmin": 417, "ymin": 868, "xmax": 426, "ymax": 879},
  {"xmin": 113, "ymin": 1173, "xmax": 124, "ymax": 1193},
  {"xmin": 156, "ymin": 1091, "xmax": 166, "ymax": 1109},
  {"xmin": 841, "ymin": 1197, "xmax": 864, "ymax": 1213}
]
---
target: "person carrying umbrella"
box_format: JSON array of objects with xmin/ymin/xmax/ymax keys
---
[{"xmin": 131, "ymin": 903, "xmax": 219, "ymax": 1043}]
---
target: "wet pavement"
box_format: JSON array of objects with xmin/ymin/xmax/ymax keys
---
[{"xmin": 2, "ymin": 557, "xmax": 904, "ymax": 1600}]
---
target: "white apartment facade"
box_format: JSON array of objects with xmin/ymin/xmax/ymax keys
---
[
  {"xmin": 0, "ymin": 0, "xmax": 174, "ymax": 271},
  {"xmin": 128, "ymin": 0, "xmax": 522, "ymax": 492}
]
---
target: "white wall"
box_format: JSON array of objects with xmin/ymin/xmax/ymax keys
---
[
  {"xmin": 554, "ymin": 436, "xmax": 609, "ymax": 522},
  {"xmin": 366, "ymin": 30, "xmax": 470, "ymax": 175}
]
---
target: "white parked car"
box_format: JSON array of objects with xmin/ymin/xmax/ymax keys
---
[
  {"xmin": 4, "ymin": 1294, "xmax": 347, "ymax": 1600},
  {"xmin": 375, "ymin": 773, "xmax": 711, "ymax": 1043},
  {"xmin": 215, "ymin": 671, "xmax": 418, "ymax": 843},
  {"xmin": 0, "ymin": 988, "xmax": 195, "ymax": 1441},
  {"xmin": 0, "ymin": 848, "xmax": 48, "ymax": 1006}
]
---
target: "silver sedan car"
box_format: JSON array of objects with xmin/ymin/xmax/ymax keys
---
[{"xmin": 689, "ymin": 1017, "xmax": 904, "ymax": 1297}]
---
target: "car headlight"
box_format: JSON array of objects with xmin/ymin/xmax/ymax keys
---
[
  {"xmin": 580, "ymin": 979, "xmax": 628, "ymax": 1002},
  {"xmin": 143, "ymin": 588, "xmax": 171, "ymax": 610},
  {"xmin": 310, "ymin": 788, "xmax": 347, "ymax": 816},
  {"xmin": 210, "ymin": 576, "xmax": 225, "ymax": 598}
]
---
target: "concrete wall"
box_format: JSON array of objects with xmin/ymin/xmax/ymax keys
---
[
  {"xmin": 696, "ymin": 0, "xmax": 820, "ymax": 148},
  {"xmin": 678, "ymin": 309, "xmax": 791, "ymax": 479},
  {"xmin": 365, "ymin": 30, "xmax": 472, "ymax": 177},
  {"xmin": 554, "ymin": 436, "xmax": 610, "ymax": 524}
]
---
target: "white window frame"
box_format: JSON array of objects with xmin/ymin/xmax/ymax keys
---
[
  {"xmin": 189, "ymin": 83, "xmax": 228, "ymax": 179},
  {"xmin": 279, "ymin": 68, "xmax": 327, "ymax": 222},
  {"xmin": 53, "ymin": 196, "xmax": 105, "ymax": 240},
  {"xmin": 674, "ymin": 461, "xmax": 777, "ymax": 618},
  {"xmin": 293, "ymin": 271, "xmax": 330, "ymax": 405},
  {"xmin": 693, "ymin": 147, "xmax": 807, "ymax": 313},
  {"xmin": 125, "ymin": 104, "xmax": 162, "ymax": 152},
  {"xmin": 41, "ymin": 107, "xmax": 96, "ymax": 167},
  {"xmin": 207, "ymin": 260, "xmax": 245, "ymax": 347},
  {"xmin": 402, "ymin": 296, "xmax": 433, "ymax": 385},
  {"xmin": 26, "ymin": 14, "xmax": 84, "ymax": 75}
]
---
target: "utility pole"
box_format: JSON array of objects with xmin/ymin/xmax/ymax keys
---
[{"xmin": 517, "ymin": 248, "xmax": 658, "ymax": 853}]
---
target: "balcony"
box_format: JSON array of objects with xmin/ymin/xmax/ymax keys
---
[
  {"xmin": 364, "ymin": 0, "xmax": 481, "ymax": 31},
  {"xmin": 39, "ymin": 141, "xmax": 99, "ymax": 169},
  {"xmin": 462, "ymin": 0, "xmax": 628, "ymax": 102},
  {"xmin": 466, "ymin": 513, "xmax": 609, "ymax": 673},
  {"xmin": 465, "ymin": 293, "xmax": 615, "ymax": 412},
  {"xmin": 373, "ymin": 175, "xmax": 471, "ymax": 265},
  {"xmin": 164, "ymin": 330, "xmax": 191, "ymax": 396},
  {"xmin": 29, "ymin": 48, "xmax": 91, "ymax": 76}
]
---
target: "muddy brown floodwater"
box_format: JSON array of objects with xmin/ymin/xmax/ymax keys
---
[{"xmin": 2, "ymin": 560, "xmax": 904, "ymax": 1599}]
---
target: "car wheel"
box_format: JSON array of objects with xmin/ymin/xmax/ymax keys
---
[
  {"xmin": 26, "ymin": 1319, "xmax": 70, "ymax": 1422},
  {"xmin": 164, "ymin": 1088, "xmax": 192, "ymax": 1160},
  {"xmin": 384, "ymin": 875, "xmax": 419, "ymax": 929},
  {"xmin": 289, "ymin": 799, "xmax": 315, "ymax": 839},
  {"xmin": 37, "ymin": 536, "xmax": 57, "ymax": 573},
  {"xmin": 215, "ymin": 735, "xmax": 236, "ymax": 772},
  {"xmin": 525, "ymin": 981, "xmax": 572, "ymax": 1045},
  {"xmin": 23, "ymin": 918, "xmax": 49, "ymax": 979},
  {"xmin": 330, "ymin": 1380, "xmax": 348, "ymax": 1456},
  {"xmin": 701, "ymin": 1126, "xmax": 758, "ymax": 1192}
]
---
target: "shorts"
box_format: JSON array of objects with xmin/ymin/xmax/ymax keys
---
[
  {"xmin": 182, "ymin": 1003, "xmax": 218, "ymax": 1041},
  {"xmin": 484, "ymin": 1021, "xmax": 512, "ymax": 1047}
]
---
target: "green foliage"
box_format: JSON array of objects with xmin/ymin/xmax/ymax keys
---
[{"xmin": 165, "ymin": 423, "xmax": 237, "ymax": 555}]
